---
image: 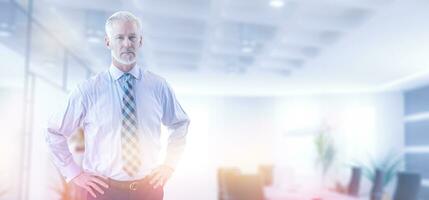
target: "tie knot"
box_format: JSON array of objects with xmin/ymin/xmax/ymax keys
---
[
  {"xmin": 120, "ymin": 73, "xmax": 134, "ymax": 82},
  {"xmin": 120, "ymin": 73, "xmax": 135, "ymax": 90}
]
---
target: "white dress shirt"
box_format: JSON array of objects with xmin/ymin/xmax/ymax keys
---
[{"xmin": 46, "ymin": 65, "xmax": 190, "ymax": 182}]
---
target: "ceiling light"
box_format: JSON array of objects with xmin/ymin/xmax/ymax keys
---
[
  {"xmin": 270, "ymin": 0, "xmax": 284, "ymax": 8},
  {"xmin": 242, "ymin": 46, "xmax": 253, "ymax": 53},
  {"xmin": 0, "ymin": 30, "xmax": 11, "ymax": 37},
  {"xmin": 0, "ymin": 23, "xmax": 11, "ymax": 37},
  {"xmin": 88, "ymin": 36, "xmax": 101, "ymax": 43},
  {"xmin": 0, "ymin": 22, "xmax": 9, "ymax": 28}
]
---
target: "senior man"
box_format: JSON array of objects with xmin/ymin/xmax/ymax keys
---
[{"xmin": 46, "ymin": 11, "xmax": 190, "ymax": 200}]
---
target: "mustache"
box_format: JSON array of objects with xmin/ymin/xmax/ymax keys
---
[
  {"xmin": 122, "ymin": 48, "xmax": 135, "ymax": 52},
  {"xmin": 121, "ymin": 51, "xmax": 136, "ymax": 54}
]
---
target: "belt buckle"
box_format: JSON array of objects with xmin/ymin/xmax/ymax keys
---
[{"xmin": 129, "ymin": 182, "xmax": 138, "ymax": 191}]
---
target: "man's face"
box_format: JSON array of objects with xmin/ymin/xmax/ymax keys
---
[{"xmin": 105, "ymin": 20, "xmax": 142, "ymax": 65}]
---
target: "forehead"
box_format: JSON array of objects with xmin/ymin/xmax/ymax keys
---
[{"xmin": 110, "ymin": 20, "xmax": 139, "ymax": 34}]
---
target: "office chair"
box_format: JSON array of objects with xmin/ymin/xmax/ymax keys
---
[
  {"xmin": 229, "ymin": 174, "xmax": 264, "ymax": 200},
  {"xmin": 393, "ymin": 172, "xmax": 421, "ymax": 200},
  {"xmin": 347, "ymin": 167, "xmax": 362, "ymax": 196},
  {"xmin": 218, "ymin": 168, "xmax": 241, "ymax": 200},
  {"xmin": 370, "ymin": 169, "xmax": 384, "ymax": 200},
  {"xmin": 258, "ymin": 165, "xmax": 273, "ymax": 186}
]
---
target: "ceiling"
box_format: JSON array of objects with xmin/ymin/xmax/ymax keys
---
[{"xmin": 1, "ymin": 0, "xmax": 429, "ymax": 95}]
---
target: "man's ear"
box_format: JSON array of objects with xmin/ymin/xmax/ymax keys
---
[
  {"xmin": 105, "ymin": 35, "xmax": 111, "ymax": 49},
  {"xmin": 139, "ymin": 35, "xmax": 143, "ymax": 47}
]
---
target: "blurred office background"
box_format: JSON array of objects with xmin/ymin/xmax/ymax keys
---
[{"xmin": 0, "ymin": 0, "xmax": 429, "ymax": 199}]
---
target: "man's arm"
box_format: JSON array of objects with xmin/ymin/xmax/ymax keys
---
[
  {"xmin": 45, "ymin": 86, "xmax": 86, "ymax": 182},
  {"xmin": 149, "ymin": 80, "xmax": 190, "ymax": 188},
  {"xmin": 46, "ymin": 86, "xmax": 109, "ymax": 198},
  {"xmin": 160, "ymin": 80, "xmax": 190, "ymax": 169}
]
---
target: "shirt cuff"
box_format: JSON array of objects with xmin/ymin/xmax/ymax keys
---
[{"xmin": 61, "ymin": 161, "xmax": 83, "ymax": 182}]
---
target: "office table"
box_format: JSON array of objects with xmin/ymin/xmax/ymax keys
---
[{"xmin": 264, "ymin": 186, "xmax": 366, "ymax": 200}]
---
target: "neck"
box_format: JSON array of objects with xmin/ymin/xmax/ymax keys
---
[{"xmin": 112, "ymin": 58, "xmax": 136, "ymax": 72}]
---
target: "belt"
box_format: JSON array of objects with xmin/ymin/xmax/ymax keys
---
[{"xmin": 108, "ymin": 178, "xmax": 149, "ymax": 191}]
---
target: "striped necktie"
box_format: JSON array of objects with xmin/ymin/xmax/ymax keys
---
[{"xmin": 119, "ymin": 73, "xmax": 142, "ymax": 177}]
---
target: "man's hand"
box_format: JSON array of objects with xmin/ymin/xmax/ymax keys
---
[
  {"xmin": 72, "ymin": 172, "xmax": 109, "ymax": 198},
  {"xmin": 148, "ymin": 165, "xmax": 174, "ymax": 189}
]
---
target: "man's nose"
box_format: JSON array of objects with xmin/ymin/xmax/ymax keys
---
[{"xmin": 123, "ymin": 38, "xmax": 133, "ymax": 47}]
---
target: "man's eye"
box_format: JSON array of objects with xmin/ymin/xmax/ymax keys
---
[{"xmin": 116, "ymin": 37, "xmax": 124, "ymax": 40}]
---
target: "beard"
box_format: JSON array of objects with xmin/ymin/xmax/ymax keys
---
[{"xmin": 112, "ymin": 51, "xmax": 137, "ymax": 65}]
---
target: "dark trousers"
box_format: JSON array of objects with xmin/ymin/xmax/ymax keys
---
[{"xmin": 86, "ymin": 178, "xmax": 164, "ymax": 200}]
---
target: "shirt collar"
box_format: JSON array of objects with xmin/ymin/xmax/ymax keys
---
[{"xmin": 109, "ymin": 64, "xmax": 142, "ymax": 81}]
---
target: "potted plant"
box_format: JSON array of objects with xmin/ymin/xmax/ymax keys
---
[
  {"xmin": 359, "ymin": 151, "xmax": 403, "ymax": 200},
  {"xmin": 314, "ymin": 129, "xmax": 337, "ymax": 186}
]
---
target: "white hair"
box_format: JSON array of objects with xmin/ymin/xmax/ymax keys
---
[{"xmin": 105, "ymin": 11, "xmax": 142, "ymax": 38}]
